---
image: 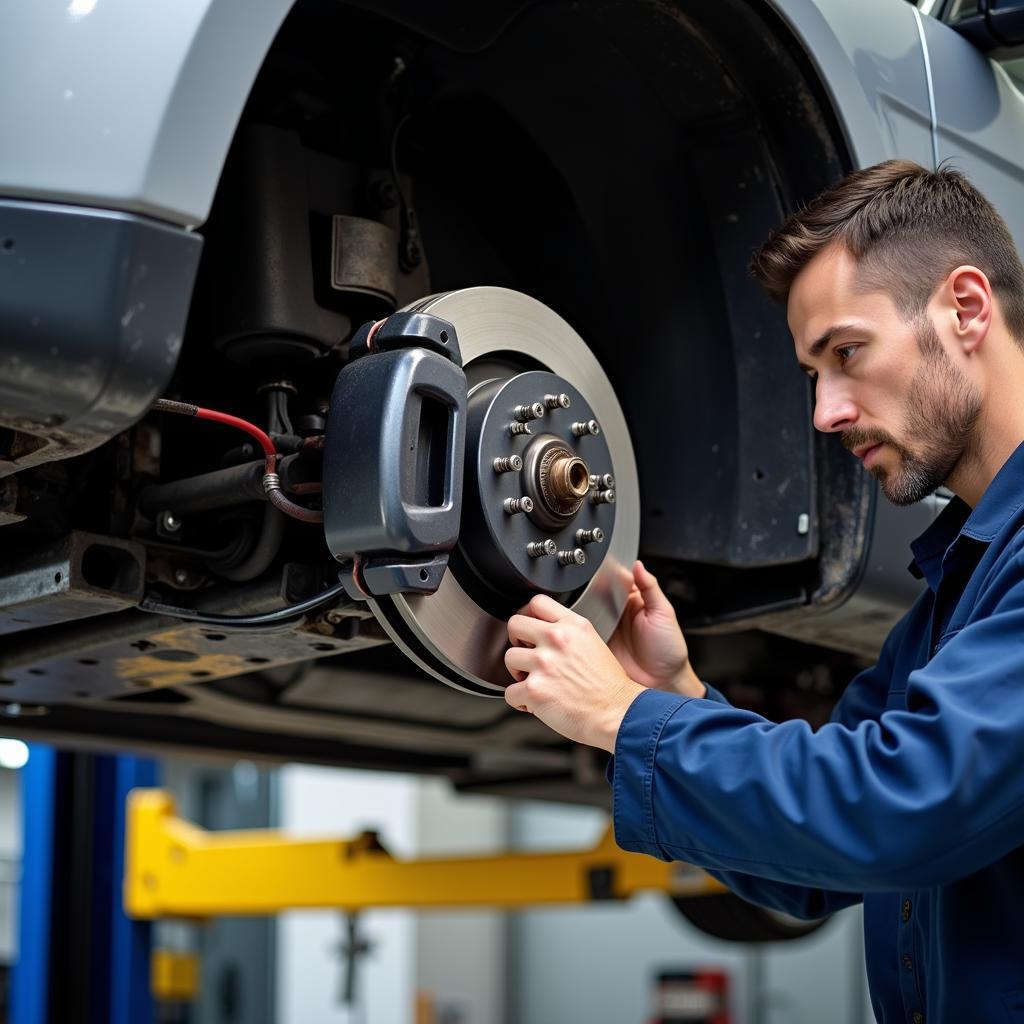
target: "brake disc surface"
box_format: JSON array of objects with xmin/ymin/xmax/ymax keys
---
[{"xmin": 368, "ymin": 287, "xmax": 640, "ymax": 696}]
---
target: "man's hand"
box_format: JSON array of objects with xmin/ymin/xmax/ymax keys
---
[
  {"xmin": 608, "ymin": 561, "xmax": 705, "ymax": 699},
  {"xmin": 504, "ymin": 594, "xmax": 645, "ymax": 752}
]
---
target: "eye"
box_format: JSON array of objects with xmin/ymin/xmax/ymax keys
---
[{"xmin": 835, "ymin": 343, "xmax": 859, "ymax": 366}]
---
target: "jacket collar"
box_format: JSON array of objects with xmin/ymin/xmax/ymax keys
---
[{"xmin": 908, "ymin": 441, "xmax": 1024, "ymax": 590}]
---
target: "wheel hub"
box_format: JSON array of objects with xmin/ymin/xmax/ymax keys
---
[{"xmin": 455, "ymin": 370, "xmax": 617, "ymax": 603}]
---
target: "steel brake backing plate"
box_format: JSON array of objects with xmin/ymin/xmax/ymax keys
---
[{"xmin": 364, "ymin": 287, "xmax": 639, "ymax": 697}]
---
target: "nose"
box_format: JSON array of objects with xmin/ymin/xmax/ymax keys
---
[{"xmin": 812, "ymin": 377, "xmax": 858, "ymax": 434}]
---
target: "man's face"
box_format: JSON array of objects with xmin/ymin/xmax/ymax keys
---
[{"xmin": 788, "ymin": 245, "xmax": 981, "ymax": 506}]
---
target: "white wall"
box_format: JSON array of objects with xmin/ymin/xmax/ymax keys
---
[
  {"xmin": 0, "ymin": 767, "xmax": 20, "ymax": 963},
  {"xmin": 276, "ymin": 765, "xmax": 418, "ymax": 1024},
  {"xmin": 414, "ymin": 778, "xmax": 509, "ymax": 1024}
]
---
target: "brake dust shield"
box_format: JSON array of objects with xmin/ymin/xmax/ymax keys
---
[{"xmin": 367, "ymin": 287, "xmax": 639, "ymax": 696}]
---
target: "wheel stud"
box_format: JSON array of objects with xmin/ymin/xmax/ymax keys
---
[
  {"xmin": 493, "ymin": 455, "xmax": 524, "ymax": 474},
  {"xmin": 509, "ymin": 422, "xmax": 532, "ymax": 436},
  {"xmin": 591, "ymin": 488, "xmax": 616, "ymax": 505},
  {"xmin": 504, "ymin": 496, "xmax": 534, "ymax": 514},
  {"xmin": 575, "ymin": 527, "xmax": 604, "ymax": 545},
  {"xmin": 557, "ymin": 548, "xmax": 587, "ymax": 566},
  {"xmin": 514, "ymin": 403, "xmax": 545, "ymax": 422},
  {"xmin": 571, "ymin": 420, "xmax": 600, "ymax": 437},
  {"xmin": 527, "ymin": 539, "xmax": 558, "ymax": 558},
  {"xmin": 544, "ymin": 393, "xmax": 571, "ymax": 410}
]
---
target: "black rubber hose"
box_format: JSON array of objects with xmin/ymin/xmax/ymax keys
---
[
  {"xmin": 138, "ymin": 581, "xmax": 348, "ymax": 628},
  {"xmin": 213, "ymin": 505, "xmax": 287, "ymax": 582},
  {"xmin": 137, "ymin": 453, "xmax": 313, "ymax": 517}
]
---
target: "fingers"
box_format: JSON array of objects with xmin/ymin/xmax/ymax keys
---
[
  {"xmin": 504, "ymin": 645, "xmax": 534, "ymax": 679},
  {"xmin": 633, "ymin": 560, "xmax": 675, "ymax": 615},
  {"xmin": 503, "ymin": 678, "xmax": 531, "ymax": 713},
  {"xmin": 508, "ymin": 613, "xmax": 545, "ymax": 648},
  {"xmin": 519, "ymin": 593, "xmax": 570, "ymax": 622}
]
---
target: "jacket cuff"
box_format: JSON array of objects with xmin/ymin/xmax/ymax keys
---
[{"xmin": 610, "ymin": 688, "xmax": 691, "ymax": 856}]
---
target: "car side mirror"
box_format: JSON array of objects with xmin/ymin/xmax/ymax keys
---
[{"xmin": 950, "ymin": 0, "xmax": 1024, "ymax": 52}]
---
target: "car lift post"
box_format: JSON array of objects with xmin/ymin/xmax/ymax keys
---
[
  {"xmin": 124, "ymin": 788, "xmax": 725, "ymax": 919},
  {"xmin": 11, "ymin": 748, "xmax": 160, "ymax": 1024}
]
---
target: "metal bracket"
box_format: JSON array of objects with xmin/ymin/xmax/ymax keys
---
[{"xmin": 123, "ymin": 789, "xmax": 724, "ymax": 919}]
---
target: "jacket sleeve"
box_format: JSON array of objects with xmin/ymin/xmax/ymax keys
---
[
  {"xmin": 676, "ymin": 653, "xmax": 895, "ymax": 917},
  {"xmin": 611, "ymin": 554, "xmax": 1024, "ymax": 892}
]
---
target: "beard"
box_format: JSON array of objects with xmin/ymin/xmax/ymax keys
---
[{"xmin": 842, "ymin": 320, "xmax": 981, "ymax": 506}]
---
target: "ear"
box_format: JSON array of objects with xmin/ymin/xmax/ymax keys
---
[{"xmin": 946, "ymin": 266, "xmax": 992, "ymax": 354}]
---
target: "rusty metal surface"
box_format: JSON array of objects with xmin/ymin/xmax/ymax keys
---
[{"xmin": 0, "ymin": 531, "xmax": 145, "ymax": 635}]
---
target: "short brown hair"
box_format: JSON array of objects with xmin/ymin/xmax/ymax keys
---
[{"xmin": 750, "ymin": 159, "xmax": 1024, "ymax": 344}]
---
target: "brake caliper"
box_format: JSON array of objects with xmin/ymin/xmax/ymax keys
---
[{"xmin": 323, "ymin": 312, "xmax": 467, "ymax": 598}]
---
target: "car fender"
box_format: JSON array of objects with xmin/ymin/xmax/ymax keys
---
[{"xmin": 0, "ymin": 0, "xmax": 293, "ymax": 227}]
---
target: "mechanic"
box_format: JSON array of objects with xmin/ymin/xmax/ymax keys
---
[{"xmin": 504, "ymin": 160, "xmax": 1024, "ymax": 1024}]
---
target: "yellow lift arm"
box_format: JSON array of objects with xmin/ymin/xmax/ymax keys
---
[{"xmin": 124, "ymin": 789, "xmax": 725, "ymax": 920}]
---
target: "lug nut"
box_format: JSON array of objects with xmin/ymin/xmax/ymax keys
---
[
  {"xmin": 557, "ymin": 548, "xmax": 587, "ymax": 566},
  {"xmin": 527, "ymin": 539, "xmax": 559, "ymax": 558},
  {"xmin": 509, "ymin": 422, "xmax": 532, "ymax": 436},
  {"xmin": 514, "ymin": 403, "xmax": 545, "ymax": 422},
  {"xmin": 571, "ymin": 420, "xmax": 600, "ymax": 437},
  {"xmin": 576, "ymin": 527, "xmax": 605, "ymax": 545},
  {"xmin": 545, "ymin": 393, "xmax": 571, "ymax": 409},
  {"xmin": 592, "ymin": 488, "xmax": 616, "ymax": 505},
  {"xmin": 493, "ymin": 455, "xmax": 524, "ymax": 474},
  {"xmin": 504, "ymin": 496, "xmax": 534, "ymax": 514}
]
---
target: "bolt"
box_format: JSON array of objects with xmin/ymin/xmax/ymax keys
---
[
  {"xmin": 576, "ymin": 527, "xmax": 605, "ymax": 545},
  {"xmin": 493, "ymin": 455, "xmax": 524, "ymax": 474},
  {"xmin": 600, "ymin": 473, "xmax": 615, "ymax": 489},
  {"xmin": 514, "ymin": 402, "xmax": 545, "ymax": 422},
  {"xmin": 173, "ymin": 568, "xmax": 189, "ymax": 585},
  {"xmin": 504, "ymin": 496, "xmax": 534, "ymax": 515},
  {"xmin": 571, "ymin": 420, "xmax": 600, "ymax": 437},
  {"xmin": 592, "ymin": 488, "xmax": 616, "ymax": 505},
  {"xmin": 797, "ymin": 512, "xmax": 810, "ymax": 535},
  {"xmin": 545, "ymin": 393, "xmax": 571, "ymax": 409},
  {"xmin": 159, "ymin": 510, "xmax": 181, "ymax": 533},
  {"xmin": 324, "ymin": 608, "xmax": 347, "ymax": 625},
  {"xmin": 509, "ymin": 422, "xmax": 532, "ymax": 436},
  {"xmin": 527, "ymin": 539, "xmax": 558, "ymax": 558},
  {"xmin": 557, "ymin": 548, "xmax": 587, "ymax": 566}
]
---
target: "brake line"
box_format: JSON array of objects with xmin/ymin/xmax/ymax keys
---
[
  {"xmin": 138, "ymin": 581, "xmax": 348, "ymax": 629},
  {"xmin": 151, "ymin": 398, "xmax": 324, "ymax": 523}
]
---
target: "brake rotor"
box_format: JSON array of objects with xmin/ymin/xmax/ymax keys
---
[{"xmin": 367, "ymin": 287, "xmax": 640, "ymax": 697}]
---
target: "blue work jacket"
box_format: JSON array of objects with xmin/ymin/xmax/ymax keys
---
[{"xmin": 611, "ymin": 441, "xmax": 1024, "ymax": 1024}]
